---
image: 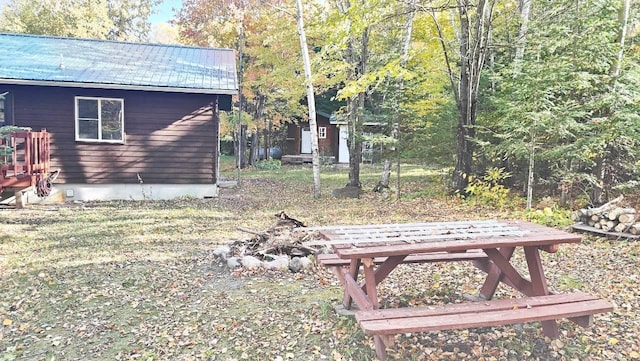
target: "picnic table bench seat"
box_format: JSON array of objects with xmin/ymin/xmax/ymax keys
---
[
  {"xmin": 316, "ymin": 249, "xmax": 489, "ymax": 267},
  {"xmin": 355, "ymin": 292, "xmax": 613, "ymax": 359}
]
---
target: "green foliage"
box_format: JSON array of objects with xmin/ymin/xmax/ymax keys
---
[
  {"xmin": 0, "ymin": 0, "xmax": 160, "ymax": 41},
  {"xmin": 463, "ymin": 167, "xmax": 511, "ymax": 208},
  {"xmin": 519, "ymin": 206, "xmax": 574, "ymax": 228},
  {"xmin": 0, "ymin": 0, "xmax": 157, "ymax": 41},
  {"xmin": 0, "ymin": 125, "xmax": 31, "ymax": 136},
  {"xmin": 254, "ymin": 159, "xmax": 281, "ymax": 170},
  {"xmin": 0, "ymin": 0, "xmax": 111, "ymax": 38},
  {"xmin": 556, "ymin": 274, "xmax": 585, "ymax": 291},
  {"xmin": 481, "ymin": 0, "xmax": 640, "ymax": 201}
]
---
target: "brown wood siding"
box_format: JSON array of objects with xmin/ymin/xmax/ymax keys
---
[
  {"xmin": 284, "ymin": 116, "xmax": 337, "ymax": 157},
  {"xmin": 316, "ymin": 115, "xmax": 333, "ymax": 156},
  {"xmin": 1, "ymin": 84, "xmax": 219, "ymax": 184}
]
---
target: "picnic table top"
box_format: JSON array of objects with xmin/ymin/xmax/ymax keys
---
[{"xmin": 306, "ymin": 220, "xmax": 581, "ymax": 259}]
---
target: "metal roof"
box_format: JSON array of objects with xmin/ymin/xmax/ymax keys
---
[{"xmin": 0, "ymin": 33, "xmax": 238, "ymax": 95}]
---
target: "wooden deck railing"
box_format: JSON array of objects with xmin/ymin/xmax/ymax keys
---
[{"xmin": 0, "ymin": 129, "xmax": 50, "ymax": 193}]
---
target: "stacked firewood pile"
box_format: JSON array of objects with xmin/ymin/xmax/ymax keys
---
[{"xmin": 573, "ymin": 196, "xmax": 640, "ymax": 234}]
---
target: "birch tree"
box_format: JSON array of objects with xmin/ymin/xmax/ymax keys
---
[
  {"xmin": 514, "ymin": 0, "xmax": 534, "ymax": 208},
  {"xmin": 374, "ymin": 0, "xmax": 416, "ymax": 198},
  {"xmin": 295, "ymin": 0, "xmax": 321, "ymax": 197},
  {"xmin": 513, "ymin": 0, "xmax": 531, "ymax": 76}
]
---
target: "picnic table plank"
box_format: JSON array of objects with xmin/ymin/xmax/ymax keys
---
[
  {"xmin": 304, "ymin": 220, "xmax": 530, "ymax": 246},
  {"xmin": 357, "ymin": 298, "xmax": 613, "ymax": 335},
  {"xmin": 316, "ymin": 250, "xmax": 489, "ymax": 266},
  {"xmin": 355, "ymin": 292, "xmax": 602, "ymax": 321},
  {"xmin": 334, "ymin": 229, "xmax": 580, "ymax": 258}
]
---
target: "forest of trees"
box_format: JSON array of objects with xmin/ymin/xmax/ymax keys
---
[{"xmin": 2, "ymin": 0, "xmax": 640, "ymax": 205}]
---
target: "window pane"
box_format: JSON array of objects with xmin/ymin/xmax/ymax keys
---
[
  {"xmin": 101, "ymin": 100, "xmax": 122, "ymax": 140},
  {"xmin": 0, "ymin": 99, "xmax": 4, "ymax": 123},
  {"xmin": 78, "ymin": 119, "xmax": 98, "ymax": 139},
  {"xmin": 78, "ymin": 99, "xmax": 98, "ymax": 119}
]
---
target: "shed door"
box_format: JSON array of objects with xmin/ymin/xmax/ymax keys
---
[
  {"xmin": 301, "ymin": 127, "xmax": 312, "ymax": 154},
  {"xmin": 338, "ymin": 126, "xmax": 349, "ymax": 163}
]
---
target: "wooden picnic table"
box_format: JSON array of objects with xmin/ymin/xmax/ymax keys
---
[{"xmin": 312, "ymin": 220, "xmax": 613, "ymax": 360}]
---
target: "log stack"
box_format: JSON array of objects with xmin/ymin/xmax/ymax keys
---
[{"xmin": 573, "ymin": 196, "xmax": 640, "ymax": 234}]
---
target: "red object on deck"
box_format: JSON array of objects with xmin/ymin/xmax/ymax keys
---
[{"xmin": 0, "ymin": 129, "xmax": 50, "ymax": 194}]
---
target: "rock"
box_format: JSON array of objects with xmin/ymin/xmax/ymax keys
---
[
  {"xmin": 316, "ymin": 247, "xmax": 332, "ymax": 255},
  {"xmin": 241, "ymin": 255, "xmax": 263, "ymax": 270},
  {"xmin": 213, "ymin": 245, "xmax": 231, "ymax": 260},
  {"xmin": 289, "ymin": 256, "xmax": 313, "ymax": 273},
  {"xmin": 298, "ymin": 256, "xmax": 312, "ymax": 269},
  {"xmin": 289, "ymin": 257, "xmax": 303, "ymax": 273},
  {"xmin": 263, "ymin": 255, "xmax": 289, "ymax": 270},
  {"xmin": 226, "ymin": 257, "xmax": 241, "ymax": 268}
]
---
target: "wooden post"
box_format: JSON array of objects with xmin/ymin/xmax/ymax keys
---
[{"xmin": 25, "ymin": 132, "xmax": 32, "ymax": 175}]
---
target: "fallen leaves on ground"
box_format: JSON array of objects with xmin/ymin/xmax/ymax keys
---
[{"xmin": 1, "ymin": 166, "xmax": 639, "ymax": 360}]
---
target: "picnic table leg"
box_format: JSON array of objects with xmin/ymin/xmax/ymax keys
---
[
  {"xmin": 524, "ymin": 246, "xmax": 559, "ymax": 338},
  {"xmin": 373, "ymin": 334, "xmax": 393, "ymax": 360},
  {"xmin": 362, "ymin": 258, "xmax": 380, "ymax": 309},
  {"xmin": 371, "ymin": 255, "xmax": 407, "ymax": 287},
  {"xmin": 343, "ymin": 258, "xmax": 362, "ymax": 309},
  {"xmin": 477, "ymin": 247, "xmax": 515, "ymax": 300}
]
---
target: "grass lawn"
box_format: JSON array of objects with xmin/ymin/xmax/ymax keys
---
[{"xmin": 1, "ymin": 162, "xmax": 639, "ymax": 360}]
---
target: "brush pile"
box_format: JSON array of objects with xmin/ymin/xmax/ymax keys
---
[
  {"xmin": 212, "ymin": 211, "xmax": 326, "ymax": 272},
  {"xmin": 573, "ymin": 196, "xmax": 640, "ymax": 234}
]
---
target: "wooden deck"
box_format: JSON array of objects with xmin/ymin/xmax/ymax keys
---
[
  {"xmin": 281, "ymin": 154, "xmax": 313, "ymax": 164},
  {"xmin": 0, "ymin": 129, "xmax": 50, "ymax": 194}
]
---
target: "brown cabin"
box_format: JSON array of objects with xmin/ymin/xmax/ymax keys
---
[
  {"xmin": 0, "ymin": 33, "xmax": 237, "ymax": 202},
  {"xmin": 283, "ymin": 112, "xmax": 343, "ymax": 164},
  {"xmin": 283, "ymin": 111, "xmax": 384, "ymax": 165}
]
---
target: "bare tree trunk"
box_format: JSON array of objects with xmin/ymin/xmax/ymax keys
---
[
  {"xmin": 452, "ymin": 0, "xmax": 474, "ymax": 193},
  {"xmin": 296, "ymin": 0, "xmax": 321, "ymax": 197},
  {"xmin": 514, "ymin": 0, "xmax": 534, "ymax": 208},
  {"xmin": 249, "ymin": 130, "xmax": 259, "ymax": 165},
  {"xmin": 449, "ymin": 0, "xmax": 495, "ymax": 194},
  {"xmin": 374, "ymin": 159, "xmax": 392, "ymax": 192},
  {"xmin": 513, "ymin": 0, "xmax": 531, "ymax": 76},
  {"xmin": 375, "ymin": 0, "xmax": 416, "ymax": 197},
  {"xmin": 345, "ymin": 26, "xmax": 370, "ymax": 188},
  {"xmin": 240, "ymin": 124, "xmax": 248, "ymax": 168},
  {"xmin": 590, "ymin": 156, "xmax": 607, "ymax": 205},
  {"xmin": 612, "ymin": 0, "xmax": 631, "ymax": 77},
  {"xmin": 236, "ymin": 25, "xmax": 244, "ymax": 181},
  {"xmin": 526, "ymin": 124, "xmax": 535, "ymax": 209},
  {"xmin": 347, "ymin": 96, "xmax": 361, "ymax": 187}
]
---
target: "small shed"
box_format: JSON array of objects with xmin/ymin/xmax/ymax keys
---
[{"xmin": 0, "ymin": 33, "xmax": 237, "ymax": 201}]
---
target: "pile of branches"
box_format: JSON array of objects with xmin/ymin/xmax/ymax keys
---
[
  {"xmin": 213, "ymin": 211, "xmax": 325, "ymax": 272},
  {"xmin": 231, "ymin": 211, "xmax": 320, "ymax": 257},
  {"xmin": 573, "ymin": 196, "xmax": 640, "ymax": 234}
]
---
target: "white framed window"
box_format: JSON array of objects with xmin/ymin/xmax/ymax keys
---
[
  {"xmin": 0, "ymin": 91, "xmax": 7, "ymax": 124},
  {"xmin": 318, "ymin": 126, "xmax": 327, "ymax": 139},
  {"xmin": 75, "ymin": 96, "xmax": 124, "ymax": 142},
  {"xmin": 0, "ymin": 98, "xmax": 5, "ymax": 123}
]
